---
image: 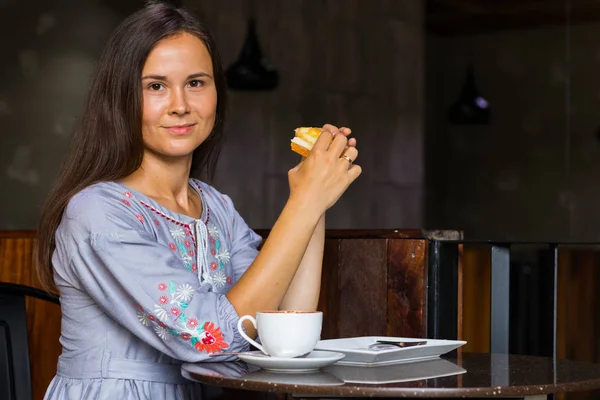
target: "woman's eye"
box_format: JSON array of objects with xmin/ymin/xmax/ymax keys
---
[
  {"xmin": 149, "ymin": 83, "xmax": 163, "ymax": 91},
  {"xmin": 189, "ymin": 80, "xmax": 204, "ymax": 88}
]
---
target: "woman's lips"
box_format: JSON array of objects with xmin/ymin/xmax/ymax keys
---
[{"xmin": 164, "ymin": 124, "xmax": 196, "ymax": 135}]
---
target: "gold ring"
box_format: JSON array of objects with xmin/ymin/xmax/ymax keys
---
[{"xmin": 342, "ymin": 155, "xmax": 353, "ymax": 164}]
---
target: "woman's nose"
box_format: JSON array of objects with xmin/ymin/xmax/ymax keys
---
[{"xmin": 168, "ymin": 88, "xmax": 190, "ymax": 115}]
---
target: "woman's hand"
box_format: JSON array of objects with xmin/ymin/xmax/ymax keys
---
[
  {"xmin": 288, "ymin": 124, "xmax": 361, "ymax": 213},
  {"xmin": 323, "ymin": 124, "xmax": 356, "ymax": 149}
]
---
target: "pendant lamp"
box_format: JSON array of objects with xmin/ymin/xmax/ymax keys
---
[
  {"xmin": 226, "ymin": 18, "xmax": 278, "ymax": 91},
  {"xmin": 447, "ymin": 64, "xmax": 490, "ymax": 125}
]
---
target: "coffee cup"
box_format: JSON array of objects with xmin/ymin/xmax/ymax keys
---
[{"xmin": 237, "ymin": 310, "xmax": 322, "ymax": 358}]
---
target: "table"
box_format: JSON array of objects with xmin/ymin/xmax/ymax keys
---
[{"xmin": 181, "ymin": 353, "xmax": 600, "ymax": 399}]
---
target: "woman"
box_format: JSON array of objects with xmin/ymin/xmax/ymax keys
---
[{"xmin": 36, "ymin": 2, "xmax": 361, "ymax": 399}]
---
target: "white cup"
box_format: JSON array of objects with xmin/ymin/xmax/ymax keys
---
[{"xmin": 237, "ymin": 310, "xmax": 322, "ymax": 358}]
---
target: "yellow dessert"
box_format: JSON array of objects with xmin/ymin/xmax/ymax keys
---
[{"xmin": 290, "ymin": 127, "xmax": 323, "ymax": 157}]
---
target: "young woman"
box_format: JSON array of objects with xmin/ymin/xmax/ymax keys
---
[{"xmin": 36, "ymin": 2, "xmax": 361, "ymax": 399}]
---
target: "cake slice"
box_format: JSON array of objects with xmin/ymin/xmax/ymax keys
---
[{"xmin": 290, "ymin": 127, "xmax": 323, "ymax": 157}]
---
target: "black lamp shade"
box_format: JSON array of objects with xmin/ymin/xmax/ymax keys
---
[
  {"xmin": 226, "ymin": 18, "xmax": 278, "ymax": 91},
  {"xmin": 447, "ymin": 65, "xmax": 490, "ymax": 125}
]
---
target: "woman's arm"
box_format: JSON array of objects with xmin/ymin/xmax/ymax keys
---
[
  {"xmin": 278, "ymin": 213, "xmax": 325, "ymax": 311},
  {"xmin": 226, "ymin": 190, "xmax": 323, "ymax": 337},
  {"xmin": 226, "ymin": 127, "xmax": 361, "ymax": 337},
  {"xmin": 278, "ymin": 126, "xmax": 355, "ymax": 312}
]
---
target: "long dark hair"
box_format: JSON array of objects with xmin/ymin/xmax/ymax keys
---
[{"xmin": 36, "ymin": 1, "xmax": 227, "ymax": 288}]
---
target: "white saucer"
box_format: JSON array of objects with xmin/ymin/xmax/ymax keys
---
[
  {"xmin": 315, "ymin": 336, "xmax": 466, "ymax": 366},
  {"xmin": 237, "ymin": 350, "xmax": 346, "ymax": 372}
]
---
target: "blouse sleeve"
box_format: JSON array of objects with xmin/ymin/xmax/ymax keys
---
[
  {"xmin": 223, "ymin": 194, "xmax": 263, "ymax": 282},
  {"xmin": 61, "ymin": 205, "xmax": 250, "ymax": 362}
]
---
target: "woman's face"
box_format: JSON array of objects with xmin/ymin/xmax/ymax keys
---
[{"xmin": 140, "ymin": 32, "xmax": 217, "ymax": 162}]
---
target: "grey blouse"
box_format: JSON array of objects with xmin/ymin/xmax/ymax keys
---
[{"xmin": 43, "ymin": 179, "xmax": 262, "ymax": 400}]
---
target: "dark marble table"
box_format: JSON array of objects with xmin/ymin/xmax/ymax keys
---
[{"xmin": 181, "ymin": 352, "xmax": 600, "ymax": 399}]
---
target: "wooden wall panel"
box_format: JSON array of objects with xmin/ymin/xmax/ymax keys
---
[
  {"xmin": 337, "ymin": 239, "xmax": 388, "ymax": 337},
  {"xmin": 557, "ymin": 250, "xmax": 600, "ymax": 362},
  {"xmin": 386, "ymin": 239, "xmax": 427, "ymax": 338},
  {"xmin": 317, "ymin": 236, "xmax": 432, "ymax": 340},
  {"xmin": 0, "ymin": 231, "xmax": 37, "ymax": 285},
  {"xmin": 27, "ymin": 297, "xmax": 62, "ymax": 400},
  {"xmin": 457, "ymin": 244, "xmax": 464, "ymax": 342},
  {"xmin": 461, "ymin": 244, "xmax": 491, "ymax": 353},
  {"xmin": 0, "ymin": 231, "xmax": 61, "ymax": 400},
  {"xmin": 556, "ymin": 249, "xmax": 600, "ymax": 400}
]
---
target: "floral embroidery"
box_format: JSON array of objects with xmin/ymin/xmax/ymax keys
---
[
  {"xmin": 176, "ymin": 284, "xmax": 195, "ymax": 302},
  {"xmin": 137, "ymin": 310, "xmax": 150, "ymax": 326},
  {"xmin": 122, "ymin": 199, "xmax": 131, "ymax": 206},
  {"xmin": 168, "ymin": 226, "xmax": 197, "ymax": 273},
  {"xmin": 137, "ymin": 281, "xmax": 229, "ymax": 354},
  {"xmin": 154, "ymin": 305, "xmax": 168, "ymax": 321},
  {"xmin": 170, "ymin": 227, "xmax": 186, "ymax": 241},
  {"xmin": 227, "ymin": 276, "xmax": 232, "ymax": 285},
  {"xmin": 181, "ymin": 253, "xmax": 193, "ymax": 265},
  {"xmin": 144, "ymin": 188, "xmax": 232, "ymax": 287},
  {"xmin": 212, "ymin": 271, "xmax": 226, "ymax": 288},
  {"xmin": 125, "ymin": 191, "xmax": 133, "ymax": 198},
  {"xmin": 155, "ymin": 325, "xmax": 170, "ymax": 340},
  {"xmin": 136, "ymin": 214, "xmax": 145, "ymax": 224},
  {"xmin": 194, "ymin": 322, "xmax": 228, "ymax": 354},
  {"xmin": 208, "ymin": 226, "xmax": 219, "ymax": 238},
  {"xmin": 216, "ymin": 248, "xmax": 230, "ymax": 264}
]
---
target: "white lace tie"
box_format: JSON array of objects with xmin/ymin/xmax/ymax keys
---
[{"xmin": 194, "ymin": 220, "xmax": 210, "ymax": 284}]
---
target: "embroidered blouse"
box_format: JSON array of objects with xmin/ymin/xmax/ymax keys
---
[{"xmin": 43, "ymin": 179, "xmax": 261, "ymax": 400}]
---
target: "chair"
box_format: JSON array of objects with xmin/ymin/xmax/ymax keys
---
[{"xmin": 0, "ymin": 282, "xmax": 59, "ymax": 400}]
